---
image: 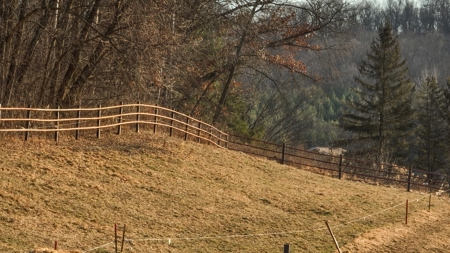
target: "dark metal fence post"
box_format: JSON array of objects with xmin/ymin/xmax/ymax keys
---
[
  {"xmin": 97, "ymin": 105, "xmax": 101, "ymax": 139},
  {"xmin": 407, "ymin": 166, "xmax": 412, "ymax": 192},
  {"xmin": 55, "ymin": 106, "xmax": 60, "ymax": 142},
  {"xmin": 338, "ymin": 155, "xmax": 343, "ymax": 179},
  {"xmin": 281, "ymin": 143, "xmax": 286, "ymax": 165},
  {"xmin": 283, "ymin": 243, "xmax": 290, "ymax": 253},
  {"xmin": 76, "ymin": 105, "xmax": 81, "ymax": 140},
  {"xmin": 117, "ymin": 102, "xmax": 123, "ymax": 135},
  {"xmin": 25, "ymin": 105, "xmax": 31, "ymax": 141},
  {"xmin": 136, "ymin": 101, "xmax": 140, "ymax": 133}
]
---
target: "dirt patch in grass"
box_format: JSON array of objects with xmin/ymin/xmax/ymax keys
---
[{"xmin": 0, "ymin": 130, "xmax": 449, "ymax": 252}]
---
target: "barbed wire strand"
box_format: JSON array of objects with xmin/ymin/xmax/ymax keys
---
[{"xmin": 81, "ymin": 191, "xmax": 445, "ymax": 252}]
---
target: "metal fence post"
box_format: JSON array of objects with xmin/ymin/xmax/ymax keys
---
[
  {"xmin": 338, "ymin": 155, "xmax": 343, "ymax": 179},
  {"xmin": 281, "ymin": 143, "xmax": 286, "ymax": 165}
]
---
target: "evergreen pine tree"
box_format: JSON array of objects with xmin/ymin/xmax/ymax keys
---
[
  {"xmin": 415, "ymin": 77, "xmax": 447, "ymax": 177},
  {"xmin": 340, "ymin": 21, "xmax": 414, "ymax": 164}
]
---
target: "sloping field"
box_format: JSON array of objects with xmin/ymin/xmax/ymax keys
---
[{"xmin": 0, "ymin": 131, "xmax": 449, "ymax": 252}]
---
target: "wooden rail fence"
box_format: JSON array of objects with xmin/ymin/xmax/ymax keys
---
[
  {"xmin": 0, "ymin": 103, "xmax": 228, "ymax": 148},
  {"xmin": 0, "ymin": 103, "xmax": 448, "ymax": 193}
]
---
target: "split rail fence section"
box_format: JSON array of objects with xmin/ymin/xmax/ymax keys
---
[
  {"xmin": 0, "ymin": 103, "xmax": 228, "ymax": 148},
  {"xmin": 228, "ymin": 134, "xmax": 450, "ymax": 193},
  {"xmin": 0, "ymin": 103, "xmax": 448, "ymax": 193}
]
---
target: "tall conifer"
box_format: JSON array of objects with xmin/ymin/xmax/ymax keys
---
[
  {"xmin": 415, "ymin": 77, "xmax": 447, "ymax": 176},
  {"xmin": 340, "ymin": 21, "xmax": 414, "ymax": 164}
]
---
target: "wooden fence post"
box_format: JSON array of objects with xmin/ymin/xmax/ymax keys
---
[
  {"xmin": 97, "ymin": 105, "xmax": 101, "ymax": 139},
  {"xmin": 218, "ymin": 132, "xmax": 221, "ymax": 146},
  {"xmin": 25, "ymin": 105, "xmax": 31, "ymax": 141},
  {"xmin": 197, "ymin": 120, "xmax": 201, "ymax": 143},
  {"xmin": 405, "ymin": 199, "xmax": 409, "ymax": 225},
  {"xmin": 281, "ymin": 143, "xmax": 286, "ymax": 165},
  {"xmin": 136, "ymin": 101, "xmax": 140, "ymax": 133},
  {"xmin": 153, "ymin": 104, "xmax": 158, "ymax": 134},
  {"xmin": 0, "ymin": 103, "xmax": 2, "ymax": 127},
  {"xmin": 208, "ymin": 126, "xmax": 212, "ymax": 145},
  {"xmin": 325, "ymin": 221, "xmax": 342, "ymax": 253},
  {"xmin": 55, "ymin": 106, "xmax": 60, "ymax": 142},
  {"xmin": 407, "ymin": 166, "xmax": 412, "ymax": 192},
  {"xmin": 170, "ymin": 110, "xmax": 174, "ymax": 137},
  {"xmin": 225, "ymin": 134, "xmax": 228, "ymax": 148},
  {"xmin": 184, "ymin": 117, "xmax": 189, "ymax": 141},
  {"xmin": 76, "ymin": 105, "xmax": 81, "ymax": 140},
  {"xmin": 428, "ymin": 194, "xmax": 431, "ymax": 212},
  {"xmin": 338, "ymin": 155, "xmax": 343, "ymax": 179},
  {"xmin": 283, "ymin": 243, "xmax": 290, "ymax": 253},
  {"xmin": 117, "ymin": 102, "xmax": 124, "ymax": 135}
]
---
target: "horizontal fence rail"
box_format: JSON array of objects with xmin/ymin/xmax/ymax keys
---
[
  {"xmin": 1, "ymin": 103, "xmax": 448, "ymax": 194},
  {"xmin": 0, "ymin": 103, "xmax": 228, "ymax": 148},
  {"xmin": 227, "ymin": 134, "xmax": 450, "ymax": 194}
]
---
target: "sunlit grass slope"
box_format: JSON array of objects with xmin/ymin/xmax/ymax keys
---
[{"xmin": 0, "ymin": 131, "xmax": 448, "ymax": 252}]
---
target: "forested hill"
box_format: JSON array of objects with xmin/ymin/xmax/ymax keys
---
[{"xmin": 1, "ymin": 0, "xmax": 450, "ymax": 170}]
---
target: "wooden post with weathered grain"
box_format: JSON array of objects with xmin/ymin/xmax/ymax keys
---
[
  {"xmin": 76, "ymin": 105, "xmax": 81, "ymax": 140},
  {"xmin": 153, "ymin": 104, "xmax": 158, "ymax": 134},
  {"xmin": 25, "ymin": 105, "xmax": 31, "ymax": 141},
  {"xmin": 338, "ymin": 155, "xmax": 343, "ymax": 179},
  {"xmin": 97, "ymin": 105, "xmax": 101, "ymax": 139},
  {"xmin": 117, "ymin": 102, "xmax": 124, "ymax": 135},
  {"xmin": 407, "ymin": 166, "xmax": 412, "ymax": 192},
  {"xmin": 55, "ymin": 106, "xmax": 60, "ymax": 142},
  {"xmin": 405, "ymin": 199, "xmax": 409, "ymax": 225},
  {"xmin": 281, "ymin": 143, "xmax": 286, "ymax": 165},
  {"xmin": 136, "ymin": 101, "xmax": 140, "ymax": 133}
]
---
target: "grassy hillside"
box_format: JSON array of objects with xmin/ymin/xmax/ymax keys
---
[{"xmin": 0, "ymin": 131, "xmax": 449, "ymax": 253}]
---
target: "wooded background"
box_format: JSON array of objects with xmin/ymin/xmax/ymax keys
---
[{"xmin": 1, "ymin": 0, "xmax": 450, "ymax": 174}]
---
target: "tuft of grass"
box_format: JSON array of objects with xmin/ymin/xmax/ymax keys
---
[{"xmin": 0, "ymin": 130, "xmax": 449, "ymax": 252}]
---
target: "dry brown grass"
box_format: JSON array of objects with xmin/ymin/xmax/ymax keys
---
[{"xmin": 0, "ymin": 130, "xmax": 449, "ymax": 252}]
